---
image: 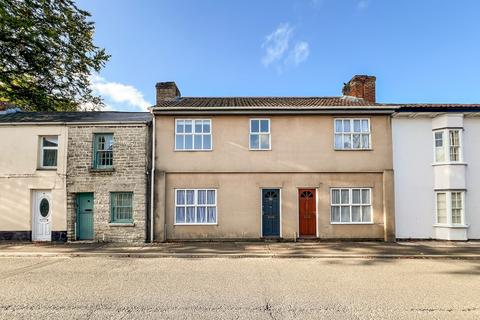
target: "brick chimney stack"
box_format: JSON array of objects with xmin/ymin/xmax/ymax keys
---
[
  {"xmin": 342, "ymin": 75, "xmax": 376, "ymax": 104},
  {"xmin": 156, "ymin": 82, "xmax": 181, "ymax": 106}
]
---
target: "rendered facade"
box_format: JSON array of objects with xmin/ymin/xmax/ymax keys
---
[{"xmin": 152, "ymin": 76, "xmax": 397, "ymax": 242}]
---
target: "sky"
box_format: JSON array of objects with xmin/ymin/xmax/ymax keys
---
[{"xmin": 78, "ymin": 0, "xmax": 480, "ymax": 111}]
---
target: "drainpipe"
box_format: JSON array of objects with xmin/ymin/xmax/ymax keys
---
[{"xmin": 150, "ymin": 115, "xmax": 156, "ymax": 243}]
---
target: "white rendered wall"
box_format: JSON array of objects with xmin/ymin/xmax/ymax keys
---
[
  {"xmin": 464, "ymin": 117, "xmax": 480, "ymax": 239},
  {"xmin": 393, "ymin": 117, "xmax": 435, "ymax": 239}
]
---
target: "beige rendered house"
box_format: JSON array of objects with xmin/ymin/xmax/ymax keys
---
[{"xmin": 152, "ymin": 75, "xmax": 397, "ymax": 241}]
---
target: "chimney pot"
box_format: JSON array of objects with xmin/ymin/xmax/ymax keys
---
[{"xmin": 342, "ymin": 75, "xmax": 376, "ymax": 104}]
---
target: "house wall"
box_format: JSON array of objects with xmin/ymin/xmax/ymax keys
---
[
  {"xmin": 464, "ymin": 117, "xmax": 480, "ymax": 239},
  {"xmin": 393, "ymin": 115, "xmax": 480, "ymax": 240},
  {"xmin": 66, "ymin": 124, "xmax": 150, "ymax": 242},
  {"xmin": 154, "ymin": 114, "xmax": 395, "ymax": 241},
  {"xmin": 0, "ymin": 125, "xmax": 67, "ymax": 240}
]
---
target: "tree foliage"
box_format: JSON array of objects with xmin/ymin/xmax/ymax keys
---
[{"xmin": 0, "ymin": 0, "xmax": 110, "ymax": 111}]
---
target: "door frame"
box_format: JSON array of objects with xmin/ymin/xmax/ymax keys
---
[
  {"xmin": 260, "ymin": 188, "xmax": 282, "ymax": 238},
  {"xmin": 296, "ymin": 187, "xmax": 319, "ymax": 238},
  {"xmin": 76, "ymin": 192, "xmax": 94, "ymax": 240},
  {"xmin": 31, "ymin": 190, "xmax": 52, "ymax": 242}
]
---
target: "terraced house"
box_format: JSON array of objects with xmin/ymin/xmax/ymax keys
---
[
  {"xmin": 393, "ymin": 104, "xmax": 480, "ymax": 240},
  {"xmin": 152, "ymin": 75, "xmax": 397, "ymax": 242},
  {"xmin": 0, "ymin": 112, "xmax": 152, "ymax": 242}
]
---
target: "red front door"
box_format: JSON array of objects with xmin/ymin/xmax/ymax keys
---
[{"xmin": 299, "ymin": 189, "xmax": 316, "ymax": 237}]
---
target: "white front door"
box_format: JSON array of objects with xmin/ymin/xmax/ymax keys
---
[{"xmin": 32, "ymin": 191, "xmax": 52, "ymax": 241}]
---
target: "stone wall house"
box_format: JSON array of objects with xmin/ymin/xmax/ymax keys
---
[
  {"xmin": 66, "ymin": 112, "xmax": 152, "ymax": 242},
  {"xmin": 0, "ymin": 111, "xmax": 152, "ymax": 243}
]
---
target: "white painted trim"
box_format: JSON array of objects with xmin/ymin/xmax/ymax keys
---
[
  {"xmin": 39, "ymin": 135, "xmax": 59, "ymax": 169},
  {"xmin": 434, "ymin": 190, "xmax": 466, "ymax": 226},
  {"xmin": 432, "ymin": 128, "xmax": 464, "ymax": 164},
  {"xmin": 174, "ymin": 119, "xmax": 213, "ymax": 151},
  {"xmin": 329, "ymin": 187, "xmax": 373, "ymax": 224},
  {"xmin": 249, "ymin": 118, "xmax": 271, "ymax": 151},
  {"xmin": 174, "ymin": 188, "xmax": 217, "ymax": 225},
  {"xmin": 333, "ymin": 118, "xmax": 371, "ymax": 150}
]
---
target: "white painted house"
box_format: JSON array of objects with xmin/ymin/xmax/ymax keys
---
[{"xmin": 393, "ymin": 106, "xmax": 480, "ymax": 240}]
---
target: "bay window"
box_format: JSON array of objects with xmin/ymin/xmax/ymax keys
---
[
  {"xmin": 436, "ymin": 191, "xmax": 465, "ymax": 225},
  {"xmin": 434, "ymin": 129, "xmax": 462, "ymax": 163}
]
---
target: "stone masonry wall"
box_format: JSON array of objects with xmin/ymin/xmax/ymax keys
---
[{"xmin": 66, "ymin": 124, "xmax": 150, "ymax": 242}]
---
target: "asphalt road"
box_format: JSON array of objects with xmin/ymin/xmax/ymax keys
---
[{"xmin": 0, "ymin": 257, "xmax": 478, "ymax": 319}]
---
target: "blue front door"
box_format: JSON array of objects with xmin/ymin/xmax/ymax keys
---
[
  {"xmin": 262, "ymin": 189, "xmax": 280, "ymax": 237},
  {"xmin": 77, "ymin": 193, "xmax": 94, "ymax": 240}
]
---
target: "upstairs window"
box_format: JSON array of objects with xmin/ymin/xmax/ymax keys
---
[
  {"xmin": 40, "ymin": 136, "xmax": 58, "ymax": 169},
  {"xmin": 436, "ymin": 191, "xmax": 465, "ymax": 225},
  {"xmin": 334, "ymin": 119, "xmax": 371, "ymax": 150},
  {"xmin": 434, "ymin": 129, "xmax": 462, "ymax": 163},
  {"xmin": 250, "ymin": 119, "xmax": 270, "ymax": 150},
  {"xmin": 175, "ymin": 119, "xmax": 212, "ymax": 151},
  {"xmin": 93, "ymin": 133, "xmax": 114, "ymax": 169}
]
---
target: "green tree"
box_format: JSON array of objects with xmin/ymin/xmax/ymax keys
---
[{"xmin": 0, "ymin": 0, "xmax": 110, "ymax": 111}]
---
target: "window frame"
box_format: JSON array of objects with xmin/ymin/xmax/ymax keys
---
[
  {"xmin": 110, "ymin": 192, "xmax": 134, "ymax": 224},
  {"xmin": 249, "ymin": 118, "xmax": 271, "ymax": 151},
  {"xmin": 435, "ymin": 191, "xmax": 466, "ymax": 226},
  {"xmin": 39, "ymin": 135, "xmax": 59, "ymax": 169},
  {"xmin": 432, "ymin": 129, "xmax": 463, "ymax": 164},
  {"xmin": 330, "ymin": 188, "xmax": 373, "ymax": 224},
  {"xmin": 93, "ymin": 133, "xmax": 114, "ymax": 169},
  {"xmin": 174, "ymin": 119, "xmax": 213, "ymax": 151},
  {"xmin": 174, "ymin": 189, "xmax": 217, "ymax": 225},
  {"xmin": 334, "ymin": 118, "xmax": 372, "ymax": 150}
]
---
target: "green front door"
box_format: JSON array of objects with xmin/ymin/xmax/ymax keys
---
[{"xmin": 77, "ymin": 193, "xmax": 94, "ymax": 240}]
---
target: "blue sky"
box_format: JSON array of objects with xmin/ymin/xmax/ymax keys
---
[{"xmin": 78, "ymin": 0, "xmax": 480, "ymax": 111}]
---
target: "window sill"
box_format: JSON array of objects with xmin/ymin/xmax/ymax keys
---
[
  {"xmin": 174, "ymin": 149, "xmax": 213, "ymax": 152},
  {"xmin": 174, "ymin": 223, "xmax": 218, "ymax": 226},
  {"xmin": 249, "ymin": 148, "xmax": 272, "ymax": 151},
  {"xmin": 89, "ymin": 167, "xmax": 115, "ymax": 173},
  {"xmin": 334, "ymin": 148, "xmax": 373, "ymax": 152},
  {"xmin": 37, "ymin": 168, "xmax": 57, "ymax": 171},
  {"xmin": 433, "ymin": 224, "xmax": 469, "ymax": 229},
  {"xmin": 109, "ymin": 222, "xmax": 135, "ymax": 227},
  {"xmin": 330, "ymin": 222, "xmax": 374, "ymax": 225},
  {"xmin": 432, "ymin": 162, "xmax": 467, "ymax": 167}
]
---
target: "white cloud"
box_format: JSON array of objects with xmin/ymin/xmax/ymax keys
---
[
  {"xmin": 291, "ymin": 41, "xmax": 310, "ymax": 66},
  {"xmin": 90, "ymin": 75, "xmax": 151, "ymax": 111},
  {"xmin": 261, "ymin": 23, "xmax": 294, "ymax": 67},
  {"xmin": 261, "ymin": 23, "xmax": 310, "ymax": 71}
]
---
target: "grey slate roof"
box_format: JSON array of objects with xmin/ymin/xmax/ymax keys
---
[{"xmin": 0, "ymin": 112, "xmax": 152, "ymax": 124}]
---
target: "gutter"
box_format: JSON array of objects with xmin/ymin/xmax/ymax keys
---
[{"xmin": 151, "ymin": 108, "xmax": 398, "ymax": 116}]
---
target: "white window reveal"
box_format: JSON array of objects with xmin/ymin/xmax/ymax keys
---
[
  {"xmin": 175, "ymin": 189, "xmax": 217, "ymax": 224},
  {"xmin": 334, "ymin": 119, "xmax": 371, "ymax": 150},
  {"xmin": 175, "ymin": 119, "xmax": 212, "ymax": 151},
  {"xmin": 40, "ymin": 136, "xmax": 59, "ymax": 169},
  {"xmin": 436, "ymin": 191, "xmax": 465, "ymax": 226},
  {"xmin": 433, "ymin": 129, "xmax": 462, "ymax": 163},
  {"xmin": 331, "ymin": 188, "xmax": 372, "ymax": 223},
  {"xmin": 250, "ymin": 119, "xmax": 271, "ymax": 150}
]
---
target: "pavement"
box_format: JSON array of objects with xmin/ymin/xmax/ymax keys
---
[
  {"xmin": 0, "ymin": 256, "xmax": 479, "ymax": 319},
  {"xmin": 1, "ymin": 240, "xmax": 480, "ymax": 259}
]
